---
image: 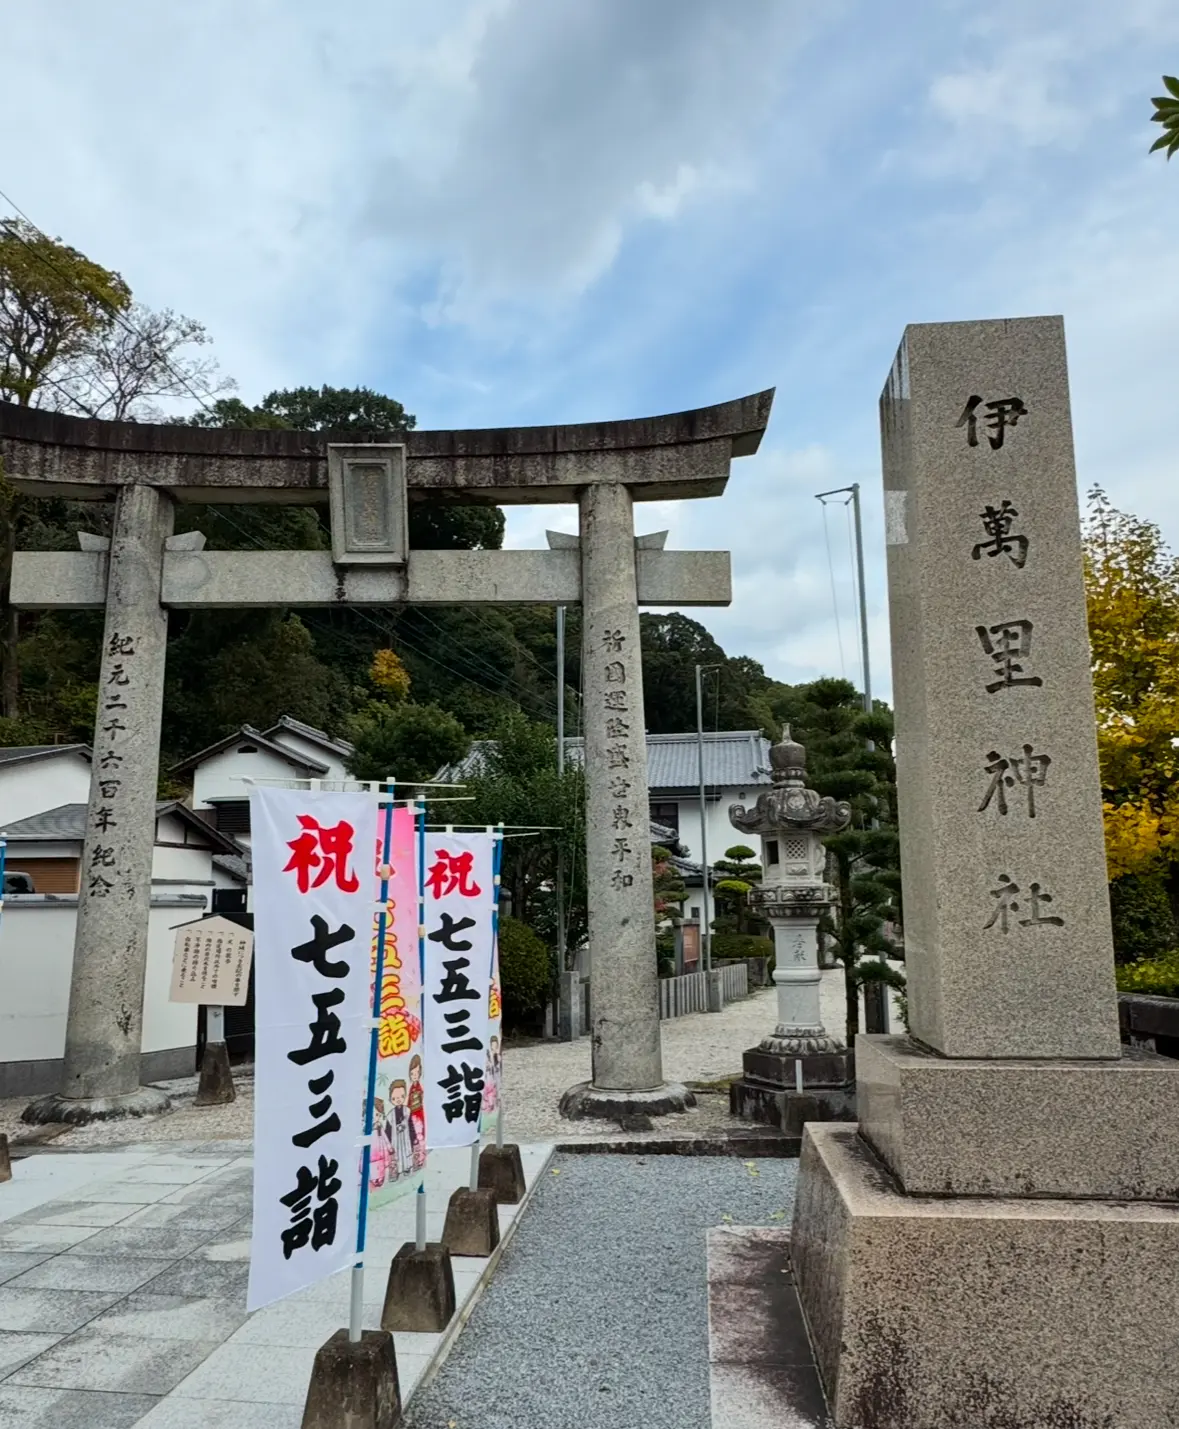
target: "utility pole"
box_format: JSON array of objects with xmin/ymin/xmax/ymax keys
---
[
  {"xmin": 816, "ymin": 484, "xmax": 872, "ymax": 722},
  {"xmin": 556, "ymin": 605, "xmax": 567, "ymax": 972},
  {"xmin": 695, "ymin": 663, "xmax": 721, "ymax": 973}
]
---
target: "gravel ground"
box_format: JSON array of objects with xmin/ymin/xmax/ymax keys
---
[
  {"xmin": 0, "ymin": 973, "xmax": 851, "ymax": 1149},
  {"xmin": 406, "ymin": 1151, "xmax": 800, "ymax": 1429}
]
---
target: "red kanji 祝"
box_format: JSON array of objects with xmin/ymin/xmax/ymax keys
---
[
  {"xmin": 284, "ymin": 816, "xmax": 361, "ymax": 895},
  {"xmin": 426, "ymin": 849, "xmax": 481, "ymax": 900}
]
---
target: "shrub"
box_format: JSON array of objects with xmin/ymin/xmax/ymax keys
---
[
  {"xmin": 498, "ymin": 915, "xmax": 552, "ymax": 1031},
  {"xmin": 711, "ymin": 932, "xmax": 775, "ymax": 975},
  {"xmin": 1116, "ymin": 948, "xmax": 1179, "ymax": 998},
  {"xmin": 1109, "ymin": 873, "xmax": 1179, "ymax": 964},
  {"xmin": 655, "ymin": 932, "xmax": 676, "ymax": 978}
]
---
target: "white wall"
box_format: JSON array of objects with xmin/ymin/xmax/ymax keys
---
[
  {"xmin": 270, "ymin": 729, "xmax": 350, "ymax": 781},
  {"xmin": 192, "ymin": 743, "xmax": 302, "ymax": 808},
  {"xmin": 0, "ymin": 753, "xmax": 92, "ymax": 827},
  {"xmin": 0, "ymin": 897, "xmax": 201, "ymax": 1064},
  {"xmin": 670, "ymin": 788, "xmax": 762, "ymax": 867}
]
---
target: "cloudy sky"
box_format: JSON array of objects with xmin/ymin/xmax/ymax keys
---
[{"xmin": 6, "ymin": 0, "xmax": 1179, "ymax": 702}]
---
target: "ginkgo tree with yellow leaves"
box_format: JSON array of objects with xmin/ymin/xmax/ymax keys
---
[{"xmin": 1083, "ymin": 487, "xmax": 1179, "ymax": 955}]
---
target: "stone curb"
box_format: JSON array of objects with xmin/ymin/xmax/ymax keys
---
[{"xmin": 405, "ymin": 1143, "xmax": 556, "ymax": 1407}]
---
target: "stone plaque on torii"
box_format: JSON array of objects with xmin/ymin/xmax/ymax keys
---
[{"xmin": 1, "ymin": 392, "xmax": 773, "ymax": 1124}]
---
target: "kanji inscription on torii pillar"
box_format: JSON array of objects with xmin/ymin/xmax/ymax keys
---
[{"xmin": 2, "ymin": 391, "xmax": 773, "ymax": 1124}]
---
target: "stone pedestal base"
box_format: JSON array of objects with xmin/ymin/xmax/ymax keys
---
[
  {"xmin": 558, "ymin": 1081, "xmax": 695, "ymax": 1121},
  {"xmin": 441, "ymin": 1188, "xmax": 500, "ymax": 1257},
  {"xmin": 729, "ymin": 1079, "xmax": 853, "ymax": 1135},
  {"xmin": 791, "ymin": 1123, "xmax": 1179, "ymax": 1429},
  {"xmin": 301, "ymin": 1328, "xmax": 401, "ymax": 1429},
  {"xmin": 381, "ymin": 1243, "xmax": 455, "ymax": 1333},
  {"xmin": 195, "ymin": 1042, "xmax": 236, "ymax": 1107},
  {"xmin": 743, "ymin": 1045, "xmax": 852, "ymax": 1089},
  {"xmin": 478, "ymin": 1144, "xmax": 526, "ymax": 1204},
  {"xmin": 22, "ymin": 1086, "xmax": 171, "ymax": 1126},
  {"xmin": 856, "ymin": 1033, "xmax": 1179, "ymax": 1199},
  {"xmin": 0, "ymin": 1134, "xmax": 10, "ymax": 1183}
]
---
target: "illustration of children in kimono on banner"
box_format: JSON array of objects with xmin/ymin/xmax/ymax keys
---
[
  {"xmin": 480, "ymin": 931, "xmax": 503, "ymax": 1135},
  {"xmin": 368, "ymin": 805, "xmax": 426, "ymax": 1210}
]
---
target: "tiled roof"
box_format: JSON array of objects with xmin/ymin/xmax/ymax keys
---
[
  {"xmin": 264, "ymin": 716, "xmax": 354, "ymax": 758},
  {"xmin": 436, "ymin": 731, "xmax": 772, "ymax": 793},
  {"xmin": 0, "ymin": 744, "xmax": 89, "ymax": 768},
  {"xmin": 214, "ymin": 853, "xmax": 251, "ymax": 883},
  {"xmin": 169, "ymin": 725, "xmax": 331, "ymax": 777},
  {"xmin": 4, "ymin": 801, "xmax": 241, "ymax": 853}
]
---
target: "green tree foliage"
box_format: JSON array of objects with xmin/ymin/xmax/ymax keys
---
[
  {"xmin": 711, "ymin": 844, "xmax": 764, "ymax": 936},
  {"xmin": 460, "ymin": 712, "xmax": 588, "ymax": 956},
  {"xmin": 345, "ymin": 701, "xmax": 469, "ymax": 784},
  {"xmin": 0, "ymin": 218, "xmax": 131, "ymax": 406},
  {"xmin": 1150, "ymin": 76, "xmax": 1179, "ymax": 160},
  {"xmin": 640, "ymin": 613, "xmax": 773, "ymax": 733},
  {"xmin": 1108, "ymin": 872, "xmax": 1179, "ymax": 964},
  {"xmin": 771, "ymin": 677, "xmax": 904, "ymax": 1045},
  {"xmin": 497, "ymin": 914, "xmax": 552, "ymax": 1032},
  {"xmin": 190, "ymin": 385, "xmax": 504, "ymax": 552}
]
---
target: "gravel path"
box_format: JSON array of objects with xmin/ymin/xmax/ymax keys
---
[
  {"xmin": 0, "ymin": 973, "xmax": 852, "ymax": 1149},
  {"xmin": 405, "ymin": 1152, "xmax": 801, "ymax": 1429}
]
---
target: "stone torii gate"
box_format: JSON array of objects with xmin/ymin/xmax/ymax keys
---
[{"xmin": 2, "ymin": 392, "xmax": 773, "ymax": 1124}]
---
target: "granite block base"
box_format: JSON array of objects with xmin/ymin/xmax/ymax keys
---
[
  {"xmin": 381, "ymin": 1242, "xmax": 455, "ymax": 1333},
  {"xmin": 856, "ymin": 1033, "xmax": 1179, "ymax": 1199},
  {"xmin": 791, "ymin": 1123, "xmax": 1179, "ymax": 1429},
  {"xmin": 441, "ymin": 1187, "xmax": 500, "ymax": 1257},
  {"xmin": 558, "ymin": 1080, "xmax": 695, "ymax": 1121},
  {"xmin": 742, "ymin": 1045, "xmax": 853, "ymax": 1089},
  {"xmin": 729, "ymin": 1078, "xmax": 853, "ymax": 1135},
  {"xmin": 478, "ymin": 1143, "xmax": 526, "ymax": 1204},
  {"xmin": 301, "ymin": 1328, "xmax": 401, "ymax": 1429}
]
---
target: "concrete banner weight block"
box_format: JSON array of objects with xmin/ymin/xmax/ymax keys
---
[
  {"xmin": 0, "ymin": 1134, "xmax": 10, "ymax": 1183},
  {"xmin": 301, "ymin": 1328, "xmax": 402, "ymax": 1429},
  {"xmin": 381, "ymin": 1242, "xmax": 456, "ymax": 1334},
  {"xmin": 478, "ymin": 1144, "xmax": 527, "ymax": 1204},
  {"xmin": 441, "ymin": 1187, "xmax": 500, "ymax": 1257}
]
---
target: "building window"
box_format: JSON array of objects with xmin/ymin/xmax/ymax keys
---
[
  {"xmin": 650, "ymin": 801, "xmax": 679, "ymax": 834},
  {"xmin": 215, "ymin": 800, "xmax": 251, "ymax": 835},
  {"xmin": 690, "ymin": 905, "xmax": 700, "ymax": 921}
]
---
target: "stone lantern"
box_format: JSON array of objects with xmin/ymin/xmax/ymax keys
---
[{"xmin": 727, "ymin": 728, "xmax": 853, "ymax": 1132}]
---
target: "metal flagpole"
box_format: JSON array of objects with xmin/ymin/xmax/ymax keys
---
[
  {"xmin": 695, "ymin": 664, "xmax": 721, "ymax": 973},
  {"xmin": 352, "ymin": 778, "xmax": 396, "ymax": 1343},
  {"xmin": 414, "ymin": 794, "xmax": 427, "ymax": 1251},
  {"xmin": 851, "ymin": 482, "xmax": 872, "ymax": 719},
  {"xmin": 492, "ymin": 822, "xmax": 505, "ymax": 1149},
  {"xmin": 556, "ymin": 606, "xmax": 567, "ymax": 980}
]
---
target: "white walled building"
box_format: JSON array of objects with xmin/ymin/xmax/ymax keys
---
[{"xmin": 0, "ymin": 749, "xmax": 241, "ymax": 1097}]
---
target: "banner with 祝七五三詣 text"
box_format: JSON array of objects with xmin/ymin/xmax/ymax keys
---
[
  {"xmin": 368, "ymin": 803, "xmax": 425, "ymax": 1212},
  {"xmin": 247, "ymin": 787, "xmax": 374, "ymax": 1312},
  {"xmin": 423, "ymin": 832, "xmax": 496, "ymax": 1149}
]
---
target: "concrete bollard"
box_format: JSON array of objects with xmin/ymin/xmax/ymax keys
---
[
  {"xmin": 441, "ymin": 1187, "xmax": 500, "ymax": 1257},
  {"xmin": 381, "ymin": 1242, "xmax": 456, "ymax": 1333},
  {"xmin": 194, "ymin": 1041, "xmax": 236, "ymax": 1106},
  {"xmin": 301, "ymin": 1329, "xmax": 401, "ymax": 1429},
  {"xmin": 706, "ymin": 967, "xmax": 724, "ymax": 1014},
  {"xmin": 477, "ymin": 1143, "xmax": 526, "ymax": 1205},
  {"xmin": 0, "ymin": 1134, "xmax": 10, "ymax": 1184}
]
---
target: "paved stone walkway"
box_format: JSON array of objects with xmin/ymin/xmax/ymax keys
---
[{"xmin": 0, "ymin": 1141, "xmax": 552, "ymax": 1427}]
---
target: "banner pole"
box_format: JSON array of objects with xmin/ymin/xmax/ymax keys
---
[
  {"xmin": 351, "ymin": 778, "xmax": 396, "ymax": 1343},
  {"xmin": 492, "ymin": 824, "xmax": 504, "ymax": 1150},
  {"xmin": 416, "ymin": 794, "xmax": 428, "ymax": 1244}
]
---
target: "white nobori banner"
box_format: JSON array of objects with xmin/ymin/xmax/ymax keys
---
[
  {"xmin": 422, "ymin": 832, "xmax": 497, "ymax": 1150},
  {"xmin": 247, "ymin": 787, "xmax": 375, "ymax": 1311}
]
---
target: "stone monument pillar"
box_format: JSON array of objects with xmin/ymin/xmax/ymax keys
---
[
  {"xmin": 790, "ymin": 317, "xmax": 1179, "ymax": 1428},
  {"xmin": 726, "ymin": 729, "xmax": 853, "ymax": 1132},
  {"xmin": 559, "ymin": 483, "xmax": 693, "ymax": 1121},
  {"xmin": 25, "ymin": 484, "xmax": 174, "ymax": 1123}
]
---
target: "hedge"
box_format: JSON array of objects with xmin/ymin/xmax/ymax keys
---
[{"xmin": 1116, "ymin": 948, "xmax": 1179, "ymax": 999}]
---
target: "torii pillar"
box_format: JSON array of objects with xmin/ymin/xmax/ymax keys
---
[{"xmin": 3, "ymin": 392, "xmax": 773, "ymax": 1124}]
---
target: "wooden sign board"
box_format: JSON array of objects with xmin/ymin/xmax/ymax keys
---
[{"xmin": 170, "ymin": 916, "xmax": 253, "ymax": 1006}]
